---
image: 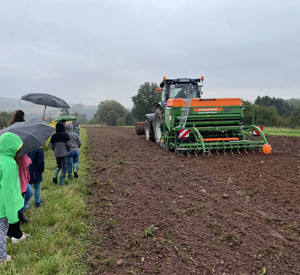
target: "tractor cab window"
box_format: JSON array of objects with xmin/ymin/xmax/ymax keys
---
[{"xmin": 168, "ymin": 83, "xmax": 199, "ymax": 99}]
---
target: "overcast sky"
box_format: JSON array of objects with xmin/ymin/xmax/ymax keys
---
[{"xmin": 0, "ymin": 0, "xmax": 299, "ymax": 108}]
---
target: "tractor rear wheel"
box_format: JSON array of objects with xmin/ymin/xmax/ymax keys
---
[
  {"xmin": 153, "ymin": 107, "xmax": 163, "ymax": 144},
  {"xmin": 145, "ymin": 117, "xmax": 155, "ymax": 142}
]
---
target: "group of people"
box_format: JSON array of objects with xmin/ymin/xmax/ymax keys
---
[
  {"xmin": 50, "ymin": 119, "xmax": 81, "ymax": 185},
  {"xmin": 0, "ymin": 110, "xmax": 81, "ymax": 264}
]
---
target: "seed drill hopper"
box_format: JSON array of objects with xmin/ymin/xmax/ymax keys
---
[{"xmin": 145, "ymin": 76, "xmax": 271, "ymax": 155}]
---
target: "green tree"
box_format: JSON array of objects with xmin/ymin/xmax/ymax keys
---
[
  {"xmin": 0, "ymin": 111, "xmax": 12, "ymax": 129},
  {"xmin": 255, "ymin": 96, "xmax": 294, "ymax": 117},
  {"xmin": 72, "ymin": 112, "xmax": 89, "ymax": 124},
  {"xmin": 131, "ymin": 82, "xmax": 160, "ymax": 121},
  {"xmin": 60, "ymin": 108, "xmax": 70, "ymax": 115},
  {"xmin": 91, "ymin": 100, "xmax": 126, "ymax": 126},
  {"xmin": 290, "ymin": 106, "xmax": 300, "ymax": 128},
  {"xmin": 253, "ymin": 105, "xmax": 283, "ymax": 126},
  {"xmin": 242, "ymin": 100, "xmax": 253, "ymax": 125},
  {"xmin": 124, "ymin": 111, "xmax": 134, "ymax": 126}
]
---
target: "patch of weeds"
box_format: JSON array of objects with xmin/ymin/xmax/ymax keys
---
[
  {"xmin": 165, "ymin": 230, "xmax": 174, "ymax": 241},
  {"xmin": 99, "ymin": 257, "xmax": 117, "ymax": 272},
  {"xmin": 276, "ymin": 247, "xmax": 284, "ymax": 257},
  {"xmin": 103, "ymin": 153, "xmax": 108, "ymax": 158},
  {"xmin": 122, "ymin": 189, "xmax": 130, "ymax": 197},
  {"xmin": 282, "ymin": 221, "xmax": 298, "ymax": 233},
  {"xmin": 108, "ymin": 180, "xmax": 115, "ymax": 187},
  {"xmin": 144, "ymin": 225, "xmax": 158, "ymax": 239},
  {"xmin": 227, "ymin": 176, "xmax": 233, "ymax": 184},
  {"xmin": 197, "ymin": 202, "xmax": 205, "ymax": 209},
  {"xmin": 86, "ymin": 188, "xmax": 92, "ymax": 195},
  {"xmin": 114, "ymin": 167, "xmax": 121, "ymax": 173},
  {"xmin": 118, "ymin": 160, "xmax": 125, "ymax": 165},
  {"xmin": 257, "ymin": 248, "xmax": 265, "ymax": 258},
  {"xmin": 199, "ymin": 235, "xmax": 207, "ymax": 243},
  {"xmin": 286, "ymin": 207, "xmax": 295, "ymax": 213},
  {"xmin": 98, "ymin": 233, "xmax": 107, "ymax": 245},
  {"xmin": 257, "ymin": 267, "xmax": 267, "ymax": 275},
  {"xmin": 266, "ymin": 215, "xmax": 272, "ymax": 222},
  {"xmin": 216, "ymin": 236, "xmax": 227, "ymax": 243},
  {"xmin": 153, "ymin": 267, "xmax": 161, "ymax": 274},
  {"xmin": 104, "ymin": 218, "xmax": 118, "ymax": 231}
]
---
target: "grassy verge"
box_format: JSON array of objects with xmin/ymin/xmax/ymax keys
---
[
  {"xmin": 264, "ymin": 127, "xmax": 300, "ymax": 137},
  {"xmin": 1, "ymin": 128, "xmax": 90, "ymax": 275}
]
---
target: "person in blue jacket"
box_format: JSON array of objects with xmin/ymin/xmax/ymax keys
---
[{"xmin": 28, "ymin": 148, "xmax": 45, "ymax": 208}]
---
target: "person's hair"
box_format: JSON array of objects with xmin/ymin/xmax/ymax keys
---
[
  {"xmin": 14, "ymin": 149, "xmax": 21, "ymax": 166},
  {"xmin": 8, "ymin": 110, "xmax": 25, "ymax": 126}
]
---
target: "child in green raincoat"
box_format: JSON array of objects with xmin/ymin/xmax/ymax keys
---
[{"xmin": 0, "ymin": 132, "xmax": 27, "ymax": 263}]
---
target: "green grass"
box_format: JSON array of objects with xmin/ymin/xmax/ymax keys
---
[
  {"xmin": 264, "ymin": 127, "xmax": 300, "ymax": 137},
  {"xmin": 0, "ymin": 128, "xmax": 90, "ymax": 274}
]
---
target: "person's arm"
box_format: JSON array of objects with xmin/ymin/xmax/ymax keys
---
[
  {"xmin": 37, "ymin": 150, "xmax": 45, "ymax": 173},
  {"xmin": 50, "ymin": 135, "xmax": 55, "ymax": 151},
  {"xmin": 66, "ymin": 135, "xmax": 71, "ymax": 151},
  {"xmin": 76, "ymin": 134, "xmax": 82, "ymax": 148}
]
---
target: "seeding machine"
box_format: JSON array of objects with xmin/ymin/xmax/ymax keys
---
[{"xmin": 141, "ymin": 76, "xmax": 271, "ymax": 155}]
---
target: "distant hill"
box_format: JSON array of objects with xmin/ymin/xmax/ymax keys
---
[{"xmin": 0, "ymin": 97, "xmax": 97, "ymax": 120}]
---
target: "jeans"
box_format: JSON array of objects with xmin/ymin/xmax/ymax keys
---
[
  {"xmin": 30, "ymin": 182, "xmax": 41, "ymax": 204},
  {"xmin": 67, "ymin": 150, "xmax": 80, "ymax": 175},
  {"xmin": 20, "ymin": 184, "xmax": 33, "ymax": 213},
  {"xmin": 55, "ymin": 156, "xmax": 68, "ymax": 178}
]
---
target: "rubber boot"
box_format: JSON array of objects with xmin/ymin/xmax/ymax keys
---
[
  {"xmin": 60, "ymin": 177, "xmax": 66, "ymax": 186},
  {"xmin": 53, "ymin": 168, "xmax": 59, "ymax": 184},
  {"xmin": 18, "ymin": 212, "xmax": 31, "ymax": 224},
  {"xmin": 74, "ymin": 165, "xmax": 78, "ymax": 178}
]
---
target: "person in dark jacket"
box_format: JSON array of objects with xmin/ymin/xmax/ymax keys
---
[
  {"xmin": 50, "ymin": 122, "xmax": 71, "ymax": 186},
  {"xmin": 28, "ymin": 148, "xmax": 45, "ymax": 207}
]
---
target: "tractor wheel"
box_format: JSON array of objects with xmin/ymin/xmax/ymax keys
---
[
  {"xmin": 153, "ymin": 107, "xmax": 163, "ymax": 144},
  {"xmin": 145, "ymin": 117, "xmax": 155, "ymax": 142}
]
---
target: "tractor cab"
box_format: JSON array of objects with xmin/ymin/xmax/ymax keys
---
[{"xmin": 159, "ymin": 77, "xmax": 204, "ymax": 101}]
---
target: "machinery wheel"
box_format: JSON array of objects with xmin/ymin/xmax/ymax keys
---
[
  {"xmin": 153, "ymin": 107, "xmax": 163, "ymax": 144},
  {"xmin": 145, "ymin": 117, "xmax": 155, "ymax": 142},
  {"xmin": 135, "ymin": 123, "xmax": 145, "ymax": 135}
]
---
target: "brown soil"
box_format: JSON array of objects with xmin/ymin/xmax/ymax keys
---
[{"xmin": 85, "ymin": 126, "xmax": 300, "ymax": 275}]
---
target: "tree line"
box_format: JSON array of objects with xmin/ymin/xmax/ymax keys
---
[
  {"xmin": 243, "ymin": 96, "xmax": 300, "ymax": 128},
  {"xmin": 90, "ymin": 85, "xmax": 300, "ymax": 129},
  {"xmin": 1, "ymin": 84, "xmax": 299, "ymax": 129}
]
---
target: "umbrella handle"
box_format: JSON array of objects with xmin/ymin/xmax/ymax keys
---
[{"xmin": 43, "ymin": 106, "xmax": 47, "ymax": 118}]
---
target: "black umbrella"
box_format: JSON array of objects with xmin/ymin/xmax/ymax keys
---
[
  {"xmin": 0, "ymin": 119, "xmax": 55, "ymax": 156},
  {"xmin": 21, "ymin": 93, "xmax": 71, "ymax": 118}
]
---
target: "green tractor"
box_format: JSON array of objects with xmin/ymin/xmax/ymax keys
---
[{"xmin": 145, "ymin": 76, "xmax": 271, "ymax": 155}]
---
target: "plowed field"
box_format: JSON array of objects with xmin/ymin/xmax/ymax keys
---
[{"xmin": 85, "ymin": 126, "xmax": 300, "ymax": 275}]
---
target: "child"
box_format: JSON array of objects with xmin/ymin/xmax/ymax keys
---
[
  {"xmin": 65, "ymin": 124, "xmax": 81, "ymax": 180},
  {"xmin": 7, "ymin": 109, "xmax": 32, "ymax": 223},
  {"xmin": 28, "ymin": 148, "xmax": 45, "ymax": 207},
  {"xmin": 0, "ymin": 133, "xmax": 29, "ymax": 263},
  {"xmin": 18, "ymin": 154, "xmax": 32, "ymax": 223},
  {"xmin": 50, "ymin": 122, "xmax": 70, "ymax": 186}
]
